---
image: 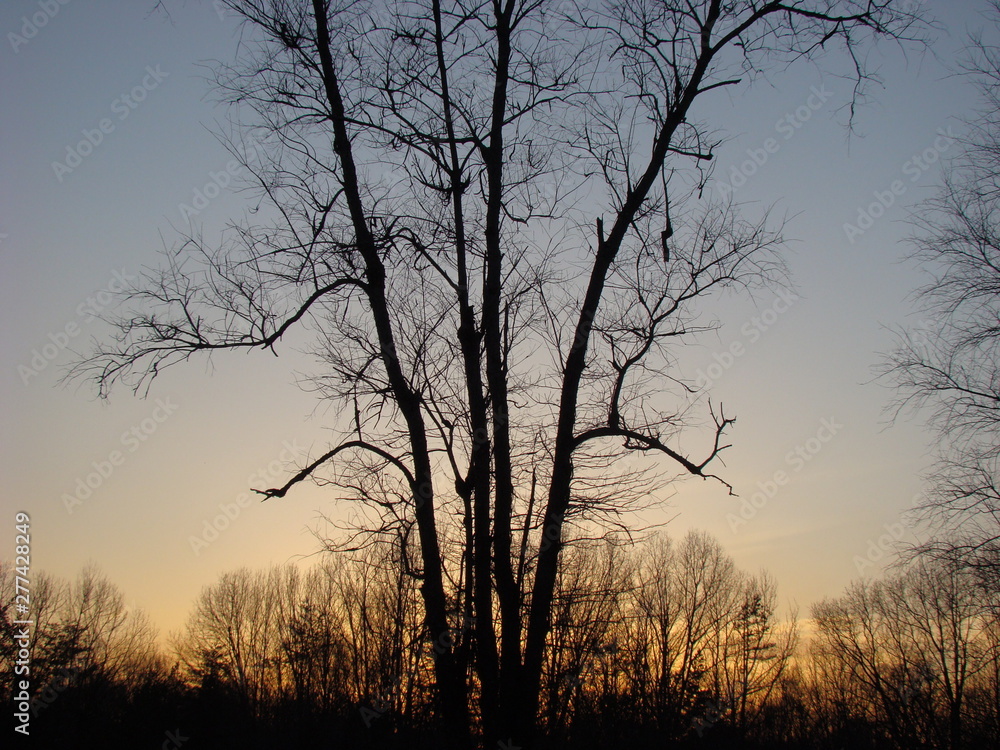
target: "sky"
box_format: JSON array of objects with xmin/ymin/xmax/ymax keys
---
[{"xmin": 0, "ymin": 0, "xmax": 992, "ymax": 639}]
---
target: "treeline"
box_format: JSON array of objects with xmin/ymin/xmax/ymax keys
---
[
  {"xmin": 1, "ymin": 564, "xmax": 175, "ymax": 747},
  {"xmin": 3, "ymin": 533, "xmax": 999, "ymax": 749}
]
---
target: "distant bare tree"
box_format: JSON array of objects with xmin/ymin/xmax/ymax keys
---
[
  {"xmin": 0, "ymin": 565, "xmax": 76, "ymax": 697},
  {"xmin": 63, "ymin": 565, "xmax": 162, "ymax": 691},
  {"xmin": 628, "ymin": 531, "xmax": 738, "ymax": 733},
  {"xmin": 177, "ymin": 566, "xmax": 291, "ymax": 710},
  {"xmin": 541, "ymin": 539, "xmax": 633, "ymax": 734},
  {"xmin": 281, "ymin": 562, "xmax": 351, "ymax": 713},
  {"xmin": 813, "ymin": 557, "xmax": 992, "ymax": 750},
  {"xmin": 708, "ymin": 571, "xmax": 797, "ymax": 739},
  {"xmin": 813, "ymin": 577, "xmax": 931, "ymax": 748},
  {"xmin": 0, "ymin": 561, "xmax": 166, "ymax": 736}
]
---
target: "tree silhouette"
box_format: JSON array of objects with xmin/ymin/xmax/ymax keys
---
[
  {"xmin": 74, "ymin": 0, "xmax": 923, "ymax": 743},
  {"xmin": 883, "ymin": 1, "xmax": 1000, "ymax": 591}
]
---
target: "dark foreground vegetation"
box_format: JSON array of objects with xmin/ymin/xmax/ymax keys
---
[{"xmin": 4, "ymin": 531, "xmax": 999, "ymax": 749}]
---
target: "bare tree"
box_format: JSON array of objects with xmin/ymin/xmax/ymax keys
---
[
  {"xmin": 541, "ymin": 539, "xmax": 632, "ymax": 734},
  {"xmin": 74, "ymin": 0, "xmax": 922, "ymax": 743},
  {"xmin": 628, "ymin": 530, "xmax": 755, "ymax": 735},
  {"xmin": 893, "ymin": 556, "xmax": 992, "ymax": 750},
  {"xmin": 178, "ymin": 567, "xmax": 285, "ymax": 710},
  {"xmin": 0, "ymin": 561, "xmax": 167, "ymax": 738},
  {"xmin": 813, "ymin": 557, "xmax": 993, "ymax": 750},
  {"xmin": 0, "ymin": 565, "xmax": 76, "ymax": 699},
  {"xmin": 62, "ymin": 564, "xmax": 162, "ymax": 691},
  {"xmin": 708, "ymin": 571, "xmax": 797, "ymax": 739},
  {"xmin": 882, "ymin": 3, "xmax": 1000, "ymax": 587},
  {"xmin": 813, "ymin": 577, "xmax": 930, "ymax": 748}
]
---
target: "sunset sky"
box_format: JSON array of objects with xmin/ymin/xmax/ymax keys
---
[{"xmin": 0, "ymin": 0, "xmax": 990, "ymax": 639}]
